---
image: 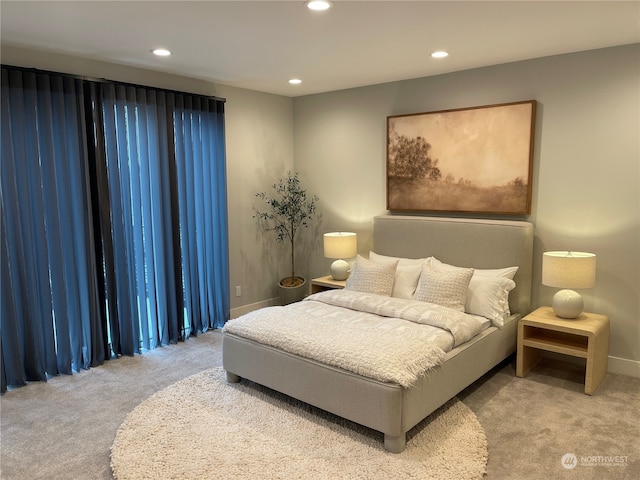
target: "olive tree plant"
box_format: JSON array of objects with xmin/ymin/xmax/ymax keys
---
[{"xmin": 255, "ymin": 171, "xmax": 319, "ymax": 288}]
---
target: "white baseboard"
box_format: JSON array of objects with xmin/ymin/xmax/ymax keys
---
[
  {"xmin": 230, "ymin": 297, "xmax": 280, "ymax": 319},
  {"xmin": 607, "ymin": 356, "xmax": 640, "ymax": 379}
]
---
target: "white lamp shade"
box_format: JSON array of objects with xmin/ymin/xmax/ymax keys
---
[
  {"xmin": 323, "ymin": 232, "xmax": 357, "ymax": 259},
  {"xmin": 542, "ymin": 251, "xmax": 596, "ymax": 289}
]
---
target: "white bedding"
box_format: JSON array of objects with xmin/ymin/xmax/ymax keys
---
[{"xmin": 223, "ymin": 290, "xmax": 487, "ymax": 387}]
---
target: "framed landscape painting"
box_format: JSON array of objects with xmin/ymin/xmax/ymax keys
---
[{"xmin": 387, "ymin": 100, "xmax": 536, "ymax": 215}]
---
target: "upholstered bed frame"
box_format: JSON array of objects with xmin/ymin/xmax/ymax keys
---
[{"xmin": 223, "ymin": 215, "xmax": 534, "ymax": 452}]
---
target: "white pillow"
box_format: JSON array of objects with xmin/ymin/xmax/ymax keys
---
[
  {"xmin": 345, "ymin": 255, "xmax": 398, "ymax": 296},
  {"xmin": 413, "ymin": 261, "xmax": 474, "ymax": 311},
  {"xmin": 368, "ymin": 251, "xmax": 423, "ymax": 299},
  {"xmin": 466, "ymin": 276, "xmax": 516, "ymax": 326},
  {"xmin": 472, "ymin": 266, "xmax": 518, "ymax": 279},
  {"xmin": 430, "ymin": 257, "xmax": 518, "ymax": 280}
]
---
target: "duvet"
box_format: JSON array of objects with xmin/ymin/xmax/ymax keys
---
[{"xmin": 222, "ymin": 289, "xmax": 486, "ymax": 387}]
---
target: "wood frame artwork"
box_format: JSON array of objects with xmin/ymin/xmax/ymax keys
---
[{"xmin": 387, "ymin": 100, "xmax": 536, "ymax": 215}]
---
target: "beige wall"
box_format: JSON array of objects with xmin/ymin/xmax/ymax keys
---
[
  {"xmin": 294, "ymin": 44, "xmax": 639, "ymax": 375},
  {"xmin": 215, "ymin": 84, "xmax": 294, "ymax": 310},
  {"xmin": 3, "ymin": 43, "xmax": 638, "ymax": 375}
]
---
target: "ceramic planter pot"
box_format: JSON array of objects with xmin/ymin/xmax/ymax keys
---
[{"xmin": 278, "ymin": 277, "xmax": 307, "ymax": 305}]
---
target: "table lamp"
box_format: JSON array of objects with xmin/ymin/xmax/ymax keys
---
[
  {"xmin": 323, "ymin": 232, "xmax": 357, "ymax": 280},
  {"xmin": 542, "ymin": 251, "xmax": 596, "ymax": 319}
]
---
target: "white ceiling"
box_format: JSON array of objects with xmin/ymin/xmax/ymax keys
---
[{"xmin": 1, "ymin": 1, "xmax": 639, "ymax": 97}]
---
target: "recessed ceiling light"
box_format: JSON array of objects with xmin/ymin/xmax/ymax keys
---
[
  {"xmin": 431, "ymin": 51, "xmax": 449, "ymax": 59},
  {"xmin": 152, "ymin": 48, "xmax": 171, "ymax": 57},
  {"xmin": 305, "ymin": 0, "xmax": 332, "ymax": 11},
  {"xmin": 289, "ymin": 78, "xmax": 302, "ymax": 85}
]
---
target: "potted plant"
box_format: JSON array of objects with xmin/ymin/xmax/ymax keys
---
[{"xmin": 255, "ymin": 171, "xmax": 319, "ymax": 304}]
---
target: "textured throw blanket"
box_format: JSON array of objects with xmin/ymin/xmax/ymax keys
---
[{"xmin": 223, "ymin": 290, "xmax": 485, "ymax": 387}]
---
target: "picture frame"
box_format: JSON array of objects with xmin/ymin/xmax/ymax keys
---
[{"xmin": 387, "ymin": 100, "xmax": 536, "ymax": 215}]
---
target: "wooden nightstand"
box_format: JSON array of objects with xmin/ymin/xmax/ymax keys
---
[
  {"xmin": 516, "ymin": 306, "xmax": 609, "ymax": 395},
  {"xmin": 310, "ymin": 275, "xmax": 346, "ymax": 294}
]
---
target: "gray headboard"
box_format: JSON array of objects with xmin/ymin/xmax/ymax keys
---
[{"xmin": 372, "ymin": 215, "xmax": 534, "ymax": 315}]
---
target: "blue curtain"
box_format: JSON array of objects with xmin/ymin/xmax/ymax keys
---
[
  {"xmin": 93, "ymin": 84, "xmax": 180, "ymax": 355},
  {"xmin": 173, "ymin": 95, "xmax": 229, "ymax": 334},
  {"xmin": 1, "ymin": 69, "xmax": 105, "ymax": 390},
  {"xmin": 1, "ymin": 66, "xmax": 229, "ymax": 393}
]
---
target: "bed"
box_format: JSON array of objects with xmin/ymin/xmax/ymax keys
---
[{"xmin": 222, "ymin": 215, "xmax": 533, "ymax": 453}]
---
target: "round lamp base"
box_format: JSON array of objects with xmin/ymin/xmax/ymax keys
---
[
  {"xmin": 552, "ymin": 289, "xmax": 584, "ymax": 319},
  {"xmin": 330, "ymin": 259, "xmax": 350, "ymax": 281}
]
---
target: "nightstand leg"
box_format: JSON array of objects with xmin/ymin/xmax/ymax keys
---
[
  {"xmin": 517, "ymin": 345, "xmax": 542, "ymax": 377},
  {"xmin": 517, "ymin": 324, "xmax": 543, "ymax": 377},
  {"xmin": 584, "ymin": 331, "xmax": 609, "ymax": 395}
]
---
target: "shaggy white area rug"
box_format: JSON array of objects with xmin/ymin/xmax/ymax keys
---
[{"xmin": 111, "ymin": 368, "xmax": 487, "ymax": 479}]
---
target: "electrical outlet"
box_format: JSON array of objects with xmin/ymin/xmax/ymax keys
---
[{"xmin": 235, "ymin": 286, "xmax": 242, "ymax": 297}]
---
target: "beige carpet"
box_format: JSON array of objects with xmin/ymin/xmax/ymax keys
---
[{"xmin": 111, "ymin": 368, "xmax": 488, "ymax": 479}]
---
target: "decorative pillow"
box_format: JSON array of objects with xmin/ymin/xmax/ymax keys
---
[
  {"xmin": 345, "ymin": 255, "xmax": 398, "ymax": 296},
  {"xmin": 428, "ymin": 257, "xmax": 518, "ymax": 324},
  {"xmin": 466, "ymin": 276, "xmax": 516, "ymax": 326},
  {"xmin": 368, "ymin": 251, "xmax": 423, "ymax": 299},
  {"xmin": 413, "ymin": 261, "xmax": 474, "ymax": 311}
]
